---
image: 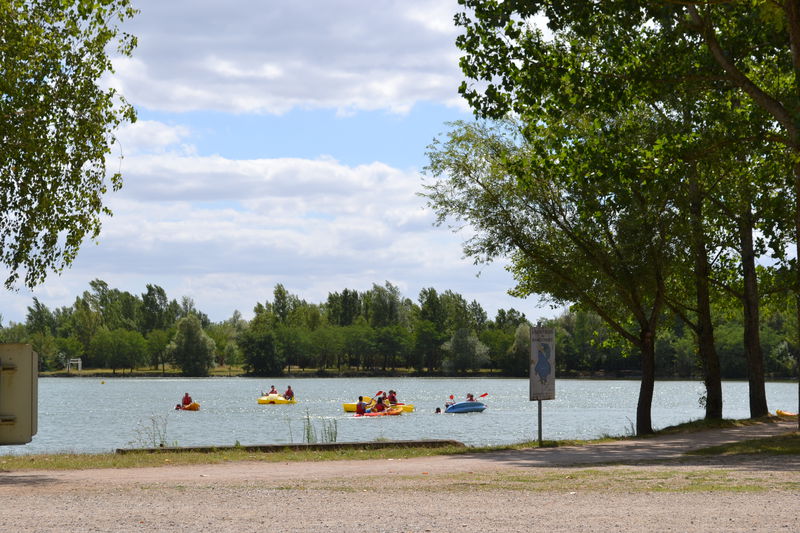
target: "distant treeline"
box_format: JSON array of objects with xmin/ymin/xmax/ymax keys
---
[{"xmin": 0, "ymin": 279, "xmax": 796, "ymax": 378}]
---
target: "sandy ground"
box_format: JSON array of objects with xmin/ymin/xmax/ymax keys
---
[{"xmin": 1, "ymin": 419, "xmax": 798, "ymax": 532}]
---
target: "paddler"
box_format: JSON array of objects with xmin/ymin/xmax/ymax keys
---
[
  {"xmin": 181, "ymin": 392, "xmax": 193, "ymax": 407},
  {"xmin": 371, "ymin": 397, "xmax": 386, "ymax": 412},
  {"xmin": 283, "ymin": 385, "xmax": 294, "ymax": 400},
  {"xmin": 356, "ymin": 396, "xmax": 367, "ymax": 415},
  {"xmin": 387, "ymin": 390, "xmax": 398, "ymax": 405}
]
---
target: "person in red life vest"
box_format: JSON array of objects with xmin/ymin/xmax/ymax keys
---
[
  {"xmin": 181, "ymin": 392, "xmax": 193, "ymax": 407},
  {"xmin": 371, "ymin": 398, "xmax": 386, "ymax": 412},
  {"xmin": 387, "ymin": 390, "xmax": 398, "ymax": 404},
  {"xmin": 267, "ymin": 385, "xmax": 278, "ymax": 396},
  {"xmin": 283, "ymin": 386, "xmax": 294, "ymax": 400},
  {"xmin": 356, "ymin": 396, "xmax": 367, "ymax": 415}
]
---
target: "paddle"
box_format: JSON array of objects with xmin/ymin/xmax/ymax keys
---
[
  {"xmin": 479, "ymin": 393, "xmax": 488, "ymax": 398},
  {"xmin": 365, "ymin": 391, "xmax": 384, "ymax": 409}
]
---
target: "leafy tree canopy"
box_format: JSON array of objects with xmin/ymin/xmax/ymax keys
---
[{"xmin": 1, "ymin": 0, "xmax": 138, "ymax": 289}]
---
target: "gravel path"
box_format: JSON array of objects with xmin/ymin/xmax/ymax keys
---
[{"xmin": 2, "ymin": 419, "xmax": 798, "ymax": 532}]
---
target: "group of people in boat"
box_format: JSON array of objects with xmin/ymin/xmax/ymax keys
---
[
  {"xmin": 437, "ymin": 393, "xmax": 477, "ymax": 413},
  {"xmin": 355, "ymin": 389, "xmax": 399, "ymax": 415},
  {"xmin": 262, "ymin": 385, "xmax": 294, "ymax": 400}
]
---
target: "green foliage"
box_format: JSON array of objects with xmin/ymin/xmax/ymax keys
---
[
  {"xmin": 141, "ymin": 284, "xmax": 170, "ymax": 333},
  {"xmin": 479, "ymin": 326, "xmax": 514, "ymax": 372},
  {"xmin": 275, "ymin": 325, "xmax": 312, "ymax": 370},
  {"xmin": 309, "ymin": 325, "xmax": 343, "ymax": 371},
  {"xmin": 412, "ymin": 319, "xmax": 446, "ymax": 372},
  {"xmin": 239, "ymin": 313, "xmax": 284, "ymax": 376},
  {"xmin": 28, "ymin": 331, "xmax": 58, "ymax": 370},
  {"xmin": 340, "ymin": 321, "xmax": 375, "ymax": 370},
  {"xmin": 89, "ymin": 327, "xmax": 147, "ymax": 373},
  {"xmin": 302, "ymin": 410, "xmax": 338, "ymax": 444},
  {"xmin": 498, "ymin": 323, "xmax": 530, "ymax": 376},
  {"xmin": 146, "ymin": 329, "xmax": 171, "ymax": 371},
  {"xmin": 3, "ymin": 279, "xmax": 799, "ymax": 379},
  {"xmin": 55, "ymin": 335, "xmax": 84, "ymax": 362},
  {"xmin": 167, "ymin": 315, "xmax": 215, "ymax": 377},
  {"xmin": 0, "ymin": 0, "xmax": 138, "ymax": 289},
  {"xmin": 442, "ymin": 328, "xmax": 490, "ymax": 373}
]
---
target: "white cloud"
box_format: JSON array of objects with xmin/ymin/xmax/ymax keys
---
[
  {"xmin": 114, "ymin": 120, "xmax": 193, "ymax": 155},
  {"xmin": 1, "ymin": 3, "xmax": 560, "ymax": 327},
  {"xmin": 3, "ymin": 146, "xmax": 545, "ymax": 325},
  {"xmin": 112, "ymin": 0, "xmax": 465, "ymax": 114}
]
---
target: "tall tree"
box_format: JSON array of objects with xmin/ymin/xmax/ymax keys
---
[
  {"xmin": 26, "ymin": 297, "xmax": 55, "ymax": 336},
  {"xmin": 167, "ymin": 314, "xmax": 215, "ymax": 377},
  {"xmin": 454, "ymin": 0, "xmax": 798, "ymax": 418},
  {"xmin": 146, "ymin": 328, "xmax": 171, "ymax": 373},
  {"xmin": 239, "ymin": 312, "xmax": 283, "ymax": 376},
  {"xmin": 424, "ymin": 117, "xmax": 679, "ymax": 434},
  {"xmin": 442, "ymin": 328, "xmax": 490, "ymax": 374},
  {"xmin": 141, "ymin": 284, "xmax": 170, "ymax": 333},
  {"xmin": 0, "ymin": 0, "xmax": 138, "ymax": 288},
  {"xmin": 363, "ymin": 282, "xmax": 402, "ymax": 328}
]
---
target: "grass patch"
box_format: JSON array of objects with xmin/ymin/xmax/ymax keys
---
[
  {"xmin": 687, "ymin": 432, "xmax": 800, "ymax": 456},
  {"xmin": 0, "ymin": 444, "xmax": 472, "ymax": 471},
  {"xmin": 3, "ymin": 417, "xmax": 794, "ymax": 472},
  {"xmin": 336, "ymin": 468, "xmax": 777, "ymax": 494},
  {"xmin": 654, "ymin": 416, "xmax": 772, "ymax": 435}
]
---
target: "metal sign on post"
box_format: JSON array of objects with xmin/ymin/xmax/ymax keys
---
[{"xmin": 530, "ymin": 326, "xmax": 556, "ymax": 446}]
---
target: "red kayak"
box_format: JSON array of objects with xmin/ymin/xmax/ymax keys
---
[{"xmin": 355, "ymin": 406, "xmax": 402, "ymax": 417}]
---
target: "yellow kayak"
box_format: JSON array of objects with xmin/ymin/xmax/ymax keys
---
[
  {"xmin": 258, "ymin": 394, "xmax": 296, "ymax": 404},
  {"xmin": 776, "ymin": 409, "xmax": 798, "ymax": 418},
  {"xmin": 177, "ymin": 402, "xmax": 200, "ymax": 411},
  {"xmin": 342, "ymin": 396, "xmax": 414, "ymax": 412}
]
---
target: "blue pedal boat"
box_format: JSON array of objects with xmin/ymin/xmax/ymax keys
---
[{"xmin": 445, "ymin": 401, "xmax": 487, "ymax": 413}]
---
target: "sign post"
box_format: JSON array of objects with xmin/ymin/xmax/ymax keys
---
[{"xmin": 530, "ymin": 326, "xmax": 556, "ymax": 446}]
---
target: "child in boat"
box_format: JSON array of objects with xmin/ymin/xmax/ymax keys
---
[
  {"xmin": 371, "ymin": 399, "xmax": 386, "ymax": 412},
  {"xmin": 181, "ymin": 392, "xmax": 193, "ymax": 407},
  {"xmin": 387, "ymin": 390, "xmax": 398, "ymax": 404},
  {"xmin": 283, "ymin": 386, "xmax": 294, "ymax": 400},
  {"xmin": 268, "ymin": 385, "xmax": 278, "ymax": 396},
  {"xmin": 356, "ymin": 396, "xmax": 367, "ymax": 415},
  {"xmin": 466, "ymin": 393, "xmax": 475, "ymax": 402}
]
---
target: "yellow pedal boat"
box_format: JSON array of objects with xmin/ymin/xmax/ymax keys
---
[
  {"xmin": 342, "ymin": 396, "xmax": 414, "ymax": 412},
  {"xmin": 258, "ymin": 394, "xmax": 296, "ymax": 404}
]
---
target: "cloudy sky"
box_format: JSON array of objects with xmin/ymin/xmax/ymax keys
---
[{"xmin": 3, "ymin": 0, "xmax": 560, "ymax": 325}]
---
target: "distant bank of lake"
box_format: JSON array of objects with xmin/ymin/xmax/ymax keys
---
[{"xmin": 2, "ymin": 377, "xmax": 796, "ymax": 455}]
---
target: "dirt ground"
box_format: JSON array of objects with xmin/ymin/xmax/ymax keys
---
[{"xmin": 1, "ymin": 419, "xmax": 798, "ymax": 532}]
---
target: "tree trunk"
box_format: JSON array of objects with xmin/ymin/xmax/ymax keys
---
[
  {"xmin": 636, "ymin": 329, "xmax": 656, "ymax": 435},
  {"xmin": 795, "ymin": 161, "xmax": 800, "ymax": 430},
  {"xmin": 739, "ymin": 204, "xmax": 769, "ymax": 417},
  {"xmin": 688, "ymin": 178, "xmax": 723, "ymax": 419}
]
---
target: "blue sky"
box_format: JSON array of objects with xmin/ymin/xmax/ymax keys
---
[
  {"xmin": 3, "ymin": 0, "xmax": 562, "ymax": 325},
  {"xmin": 137, "ymin": 104, "xmax": 462, "ymax": 169}
]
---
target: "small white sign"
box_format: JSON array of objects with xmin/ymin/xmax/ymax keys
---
[{"xmin": 530, "ymin": 327, "xmax": 556, "ymax": 400}]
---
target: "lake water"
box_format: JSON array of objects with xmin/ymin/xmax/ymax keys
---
[{"xmin": 1, "ymin": 377, "xmax": 797, "ymax": 455}]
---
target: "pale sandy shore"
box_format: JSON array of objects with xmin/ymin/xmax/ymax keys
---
[{"xmin": 2, "ymin": 419, "xmax": 798, "ymax": 532}]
